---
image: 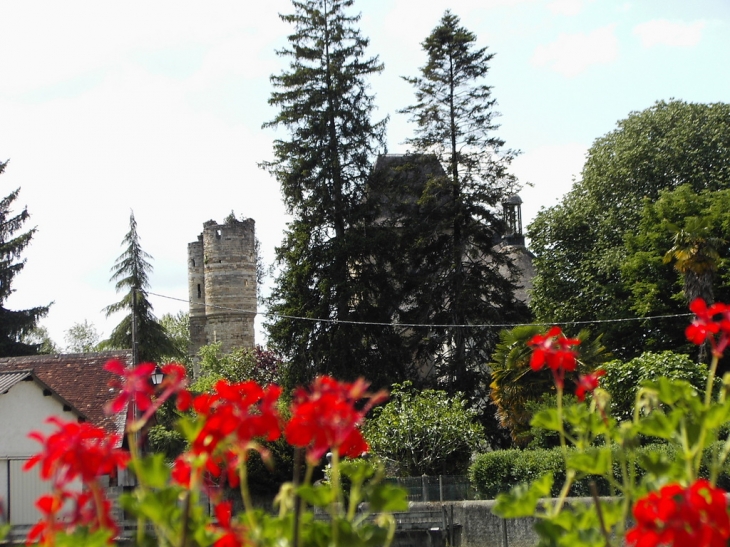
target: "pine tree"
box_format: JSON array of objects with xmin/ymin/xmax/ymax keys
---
[
  {"xmin": 103, "ymin": 211, "xmax": 176, "ymax": 363},
  {"xmin": 397, "ymin": 11, "xmax": 529, "ymax": 396},
  {"xmin": 261, "ymin": 0, "xmax": 406, "ymax": 390},
  {"xmin": 0, "ymin": 160, "xmax": 51, "ymax": 356}
]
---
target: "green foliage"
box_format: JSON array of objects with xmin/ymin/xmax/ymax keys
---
[
  {"xmin": 396, "ymin": 11, "xmax": 529, "ymax": 396},
  {"xmin": 0, "ymin": 159, "xmax": 51, "ymax": 356},
  {"xmin": 622, "ymin": 185, "xmax": 730, "ymax": 363},
  {"xmin": 102, "ymin": 211, "xmax": 177, "ymax": 363},
  {"xmin": 472, "ymin": 442, "xmax": 730, "ymax": 500},
  {"xmin": 191, "ymin": 342, "xmax": 282, "ymax": 392},
  {"xmin": 529, "ymin": 100, "xmax": 730, "ymax": 359},
  {"xmin": 159, "ymin": 310, "xmax": 190, "ymax": 365},
  {"xmin": 21, "ymin": 325, "xmax": 59, "ymax": 354},
  {"xmin": 601, "ymin": 351, "xmax": 708, "ymax": 422},
  {"xmin": 64, "ymin": 319, "xmax": 100, "ymax": 353},
  {"xmin": 364, "ymin": 382, "xmax": 484, "ymax": 476},
  {"xmin": 489, "ymin": 326, "xmax": 610, "ymax": 446}
]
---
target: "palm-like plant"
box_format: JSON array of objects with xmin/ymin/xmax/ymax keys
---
[
  {"xmin": 489, "ymin": 325, "xmax": 610, "ymax": 446},
  {"xmin": 663, "ymin": 217, "xmax": 723, "ymax": 305}
]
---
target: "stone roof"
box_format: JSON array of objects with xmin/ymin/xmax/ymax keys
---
[{"xmin": 0, "ymin": 351, "xmax": 133, "ymax": 436}]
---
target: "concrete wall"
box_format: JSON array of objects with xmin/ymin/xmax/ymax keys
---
[{"xmin": 408, "ymin": 500, "xmax": 541, "ymax": 547}]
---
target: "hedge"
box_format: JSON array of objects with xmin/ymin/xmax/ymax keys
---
[{"xmin": 469, "ymin": 443, "xmax": 730, "ymax": 499}]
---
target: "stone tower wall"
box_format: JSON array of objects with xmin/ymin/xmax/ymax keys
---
[
  {"xmin": 188, "ymin": 219, "xmax": 257, "ymax": 356},
  {"xmin": 188, "ymin": 237, "xmax": 207, "ymax": 354}
]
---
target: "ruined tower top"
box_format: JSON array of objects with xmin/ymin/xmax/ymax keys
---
[{"xmin": 188, "ymin": 218, "xmax": 257, "ymax": 357}]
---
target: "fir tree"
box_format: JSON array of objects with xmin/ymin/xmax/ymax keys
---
[
  {"xmin": 261, "ymin": 0, "xmax": 406, "ymax": 390},
  {"xmin": 103, "ymin": 211, "xmax": 176, "ymax": 363},
  {"xmin": 0, "ymin": 159, "xmax": 51, "ymax": 356},
  {"xmin": 397, "ymin": 11, "xmax": 529, "ymax": 396}
]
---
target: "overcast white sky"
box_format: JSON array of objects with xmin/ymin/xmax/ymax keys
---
[{"xmin": 0, "ymin": 0, "xmax": 728, "ymax": 349}]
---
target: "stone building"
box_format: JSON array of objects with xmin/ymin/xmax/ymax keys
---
[{"xmin": 188, "ymin": 218, "xmax": 257, "ymax": 356}]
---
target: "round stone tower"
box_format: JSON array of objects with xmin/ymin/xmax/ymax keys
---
[{"xmin": 188, "ymin": 218, "xmax": 257, "ymax": 356}]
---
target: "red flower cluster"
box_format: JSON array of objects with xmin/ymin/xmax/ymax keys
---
[
  {"xmin": 104, "ymin": 360, "xmax": 190, "ymax": 428},
  {"xmin": 686, "ymin": 298, "xmax": 730, "ymax": 357},
  {"xmin": 285, "ymin": 376, "xmax": 387, "ymax": 464},
  {"xmin": 24, "ymin": 418, "xmax": 129, "ymax": 544},
  {"xmin": 171, "ymin": 380, "xmax": 282, "ymax": 490},
  {"xmin": 24, "ymin": 417, "xmax": 128, "ymax": 486},
  {"xmin": 575, "ymin": 370, "xmax": 605, "ymax": 402},
  {"xmin": 24, "ymin": 366, "xmax": 390, "ymax": 546},
  {"xmin": 527, "ymin": 326, "xmax": 581, "ymax": 389},
  {"xmin": 104, "ymin": 360, "xmax": 156, "ymax": 414},
  {"xmin": 209, "ymin": 501, "xmax": 247, "ymax": 547},
  {"xmin": 28, "ymin": 488, "xmax": 118, "ymax": 544},
  {"xmin": 626, "ymin": 479, "xmax": 730, "ymax": 547}
]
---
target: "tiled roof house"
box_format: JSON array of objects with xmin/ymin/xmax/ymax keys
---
[
  {"xmin": 0, "ymin": 350, "xmax": 133, "ymax": 437},
  {"xmin": 0, "ymin": 350, "xmax": 133, "ymax": 529}
]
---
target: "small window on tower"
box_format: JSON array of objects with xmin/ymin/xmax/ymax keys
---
[
  {"xmin": 191, "ymin": 259, "xmax": 196, "ymax": 267},
  {"xmin": 197, "ymin": 284, "xmax": 201, "ymax": 298},
  {"xmin": 216, "ymin": 229, "xmax": 222, "ymax": 239}
]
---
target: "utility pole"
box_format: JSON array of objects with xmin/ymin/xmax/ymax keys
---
[{"xmin": 131, "ymin": 288, "xmax": 138, "ymax": 366}]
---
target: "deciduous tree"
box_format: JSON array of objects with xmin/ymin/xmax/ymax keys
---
[
  {"xmin": 529, "ymin": 101, "xmax": 730, "ymax": 358},
  {"xmin": 64, "ymin": 320, "xmax": 100, "ymax": 353},
  {"xmin": 365, "ymin": 382, "xmax": 484, "ymax": 476}
]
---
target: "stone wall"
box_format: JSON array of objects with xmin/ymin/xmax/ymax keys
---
[
  {"xmin": 408, "ymin": 500, "xmax": 541, "ymax": 547},
  {"xmin": 188, "ymin": 218, "xmax": 257, "ymax": 356}
]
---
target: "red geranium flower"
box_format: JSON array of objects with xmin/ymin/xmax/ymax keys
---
[
  {"xmin": 104, "ymin": 360, "xmax": 156, "ymax": 415},
  {"xmin": 24, "ymin": 417, "xmax": 128, "ymax": 487},
  {"xmin": 575, "ymin": 370, "xmax": 605, "ymax": 402},
  {"xmin": 210, "ymin": 501, "xmax": 248, "ymax": 547},
  {"xmin": 686, "ymin": 298, "xmax": 730, "ymax": 357},
  {"xmin": 527, "ymin": 326, "xmax": 581, "ymax": 389},
  {"xmin": 285, "ymin": 376, "xmax": 387, "ymax": 464},
  {"xmin": 626, "ymin": 480, "xmax": 730, "ymax": 547}
]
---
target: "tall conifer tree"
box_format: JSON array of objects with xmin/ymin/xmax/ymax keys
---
[
  {"xmin": 398, "ymin": 11, "xmax": 529, "ymax": 396},
  {"xmin": 262, "ymin": 0, "xmax": 404, "ymax": 390},
  {"xmin": 0, "ymin": 159, "xmax": 51, "ymax": 356},
  {"xmin": 103, "ymin": 211, "xmax": 176, "ymax": 363}
]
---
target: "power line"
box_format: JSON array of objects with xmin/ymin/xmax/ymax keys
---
[{"xmin": 147, "ymin": 291, "xmax": 694, "ymax": 330}]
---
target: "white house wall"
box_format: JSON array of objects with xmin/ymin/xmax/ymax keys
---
[
  {"xmin": 0, "ymin": 380, "xmax": 82, "ymax": 525},
  {"xmin": 0, "ymin": 380, "xmax": 80, "ymax": 458}
]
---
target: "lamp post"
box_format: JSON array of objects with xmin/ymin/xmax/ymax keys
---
[{"xmin": 151, "ymin": 366, "xmax": 164, "ymax": 386}]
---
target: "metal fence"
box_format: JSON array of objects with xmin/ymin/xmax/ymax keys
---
[{"xmin": 384, "ymin": 475, "xmax": 474, "ymax": 502}]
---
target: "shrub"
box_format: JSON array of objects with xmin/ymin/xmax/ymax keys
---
[{"xmin": 601, "ymin": 351, "xmax": 707, "ymax": 422}]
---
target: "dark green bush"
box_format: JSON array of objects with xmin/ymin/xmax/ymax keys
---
[
  {"xmin": 601, "ymin": 351, "xmax": 707, "ymax": 422},
  {"xmin": 470, "ymin": 443, "xmax": 730, "ymax": 499}
]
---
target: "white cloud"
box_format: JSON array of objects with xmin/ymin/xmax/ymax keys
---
[
  {"xmin": 546, "ymin": 0, "xmax": 588, "ymax": 17},
  {"xmin": 531, "ymin": 25, "xmax": 619, "ymax": 77},
  {"xmin": 633, "ymin": 19, "xmax": 706, "ymax": 48},
  {"xmin": 510, "ymin": 143, "xmax": 588, "ymax": 229}
]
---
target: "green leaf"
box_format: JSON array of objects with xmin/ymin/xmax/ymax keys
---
[
  {"xmin": 637, "ymin": 411, "xmax": 680, "ymax": 439},
  {"xmin": 567, "ymin": 449, "xmax": 611, "ymax": 476},
  {"xmin": 129, "ymin": 453, "xmax": 170, "ymax": 488},
  {"xmin": 340, "ymin": 459, "xmax": 375, "ymax": 484},
  {"xmin": 639, "ymin": 450, "xmax": 674, "ymax": 476},
  {"xmin": 531, "ymin": 409, "xmax": 562, "ymax": 432},
  {"xmin": 493, "ymin": 472, "xmax": 553, "ymax": 518},
  {"xmin": 54, "ymin": 529, "xmax": 115, "ymax": 547},
  {"xmin": 297, "ymin": 484, "xmax": 336, "ymax": 507},
  {"xmin": 367, "ymin": 483, "xmax": 409, "ymax": 512}
]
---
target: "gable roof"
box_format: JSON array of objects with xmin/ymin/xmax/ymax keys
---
[
  {"xmin": 0, "ymin": 351, "xmax": 133, "ymax": 436},
  {"xmin": 0, "ymin": 369, "xmax": 84, "ymax": 419}
]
